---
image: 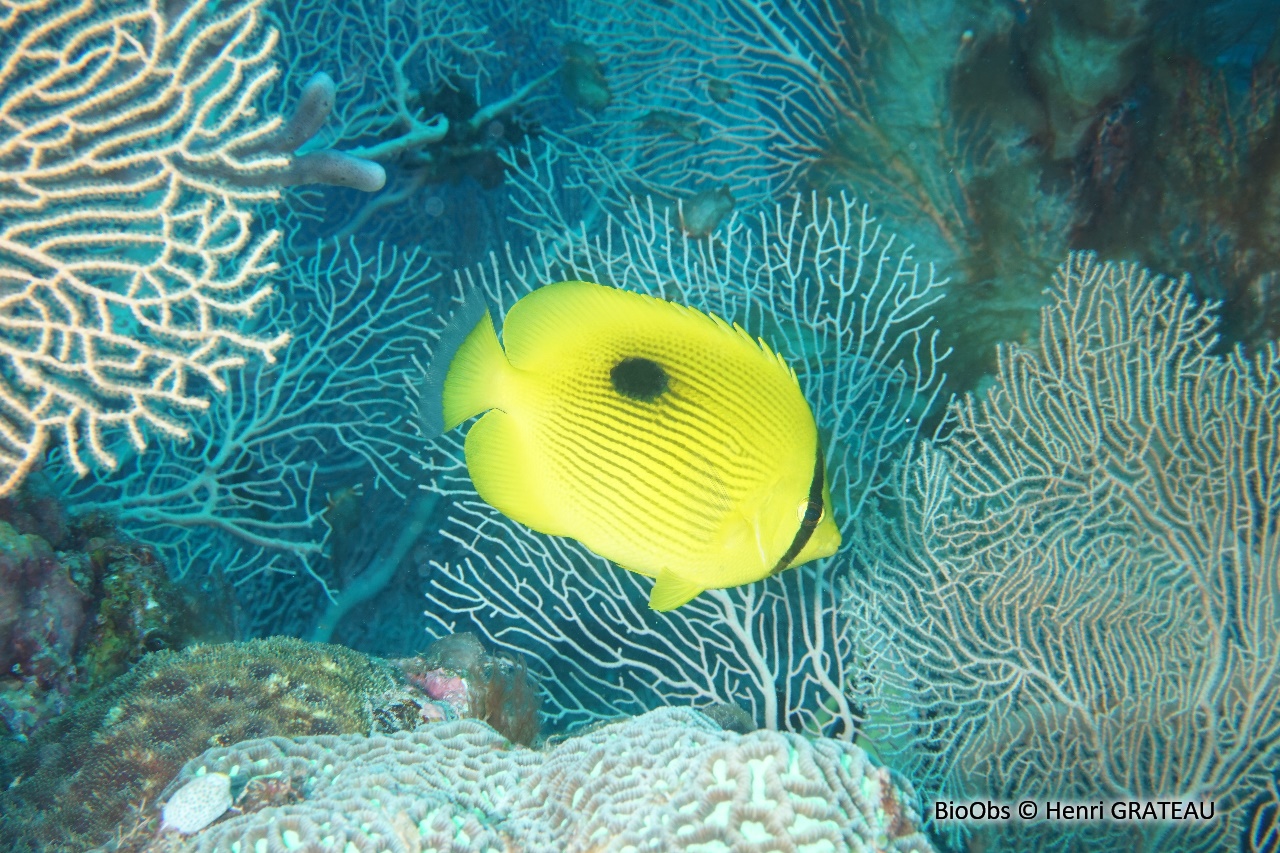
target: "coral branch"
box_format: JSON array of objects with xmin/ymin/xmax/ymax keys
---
[{"xmin": 0, "ymin": 0, "xmax": 384, "ymax": 496}]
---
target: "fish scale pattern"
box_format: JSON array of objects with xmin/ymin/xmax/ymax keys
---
[{"xmin": 155, "ymin": 707, "xmax": 934, "ymax": 853}]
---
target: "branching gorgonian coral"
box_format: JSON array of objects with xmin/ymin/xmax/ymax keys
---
[
  {"xmin": 850, "ymin": 253, "xmax": 1280, "ymax": 851},
  {"xmin": 57, "ymin": 241, "xmax": 438, "ymax": 598},
  {"xmin": 0, "ymin": 0, "xmax": 381, "ymax": 495}
]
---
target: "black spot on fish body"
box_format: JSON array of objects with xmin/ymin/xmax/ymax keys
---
[{"xmin": 611, "ymin": 357, "xmax": 669, "ymax": 402}]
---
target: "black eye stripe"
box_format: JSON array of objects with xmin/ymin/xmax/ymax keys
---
[{"xmin": 769, "ymin": 449, "xmax": 825, "ymax": 577}]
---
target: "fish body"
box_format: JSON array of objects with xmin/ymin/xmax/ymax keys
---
[{"xmin": 438, "ymin": 280, "xmax": 840, "ymax": 610}]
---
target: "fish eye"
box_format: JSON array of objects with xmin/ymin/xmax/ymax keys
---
[{"xmin": 797, "ymin": 499, "xmax": 824, "ymax": 525}]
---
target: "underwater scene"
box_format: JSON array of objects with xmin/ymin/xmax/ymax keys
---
[{"xmin": 1, "ymin": 0, "xmax": 1278, "ymax": 850}]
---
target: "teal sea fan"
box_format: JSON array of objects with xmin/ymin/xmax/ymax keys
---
[
  {"xmin": 552, "ymin": 0, "xmax": 862, "ymax": 209},
  {"xmin": 850, "ymin": 252, "xmax": 1280, "ymax": 852},
  {"xmin": 51, "ymin": 242, "xmax": 439, "ymax": 612}
]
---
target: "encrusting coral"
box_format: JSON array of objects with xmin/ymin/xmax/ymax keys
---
[
  {"xmin": 0, "ymin": 635, "xmax": 524, "ymax": 852},
  {"xmin": 0, "ymin": 478, "xmax": 214, "ymax": 744},
  {"xmin": 398, "ymin": 631, "xmax": 541, "ymax": 745},
  {"xmin": 140, "ymin": 707, "xmax": 934, "ymax": 853}
]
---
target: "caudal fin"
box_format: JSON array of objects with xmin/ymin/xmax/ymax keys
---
[{"xmin": 418, "ymin": 286, "xmax": 496, "ymax": 438}]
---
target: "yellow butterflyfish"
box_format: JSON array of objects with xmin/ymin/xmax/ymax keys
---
[{"xmin": 423, "ymin": 280, "xmax": 841, "ymax": 610}]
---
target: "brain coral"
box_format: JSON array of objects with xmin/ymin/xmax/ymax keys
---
[{"xmin": 147, "ymin": 707, "xmax": 934, "ymax": 853}]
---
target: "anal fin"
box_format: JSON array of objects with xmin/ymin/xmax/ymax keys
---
[{"xmin": 465, "ymin": 409, "xmax": 566, "ymax": 537}]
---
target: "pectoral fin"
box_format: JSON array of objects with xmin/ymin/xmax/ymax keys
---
[{"xmin": 649, "ymin": 569, "xmax": 703, "ymax": 611}]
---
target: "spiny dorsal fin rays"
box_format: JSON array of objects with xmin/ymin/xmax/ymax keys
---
[{"xmin": 694, "ymin": 306, "xmax": 802, "ymax": 390}]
